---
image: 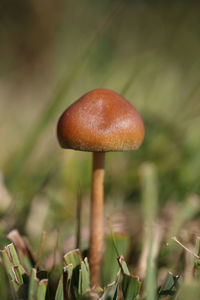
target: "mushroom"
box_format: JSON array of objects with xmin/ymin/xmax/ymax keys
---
[{"xmin": 57, "ymin": 88, "xmax": 144, "ymax": 288}]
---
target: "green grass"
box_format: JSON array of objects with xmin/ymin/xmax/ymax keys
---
[{"xmin": 0, "ymin": 0, "xmax": 200, "ymax": 299}]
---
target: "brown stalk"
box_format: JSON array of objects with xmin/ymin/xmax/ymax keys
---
[{"xmin": 89, "ymin": 152, "xmax": 105, "ymax": 288}]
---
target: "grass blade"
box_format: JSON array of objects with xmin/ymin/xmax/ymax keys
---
[
  {"xmin": 139, "ymin": 162, "xmax": 158, "ymax": 300},
  {"xmin": 121, "ymin": 273, "xmax": 141, "ymax": 300},
  {"xmin": 79, "ymin": 258, "xmax": 90, "ymax": 295},
  {"xmin": 118, "ymin": 256, "xmax": 130, "ymax": 276},
  {"xmin": 37, "ymin": 279, "xmax": 48, "ymax": 300},
  {"xmin": 101, "ymin": 233, "xmax": 129, "ymax": 285},
  {"xmin": 158, "ymin": 272, "xmax": 179, "ymax": 298},
  {"xmin": 7, "ymin": 230, "xmax": 35, "ymax": 273},
  {"xmin": 100, "ymin": 270, "xmax": 121, "ymax": 300},
  {"xmin": 1, "ymin": 243, "xmax": 26, "ymax": 294},
  {"xmin": 118, "ymin": 256, "xmax": 141, "ymax": 300},
  {"xmin": 28, "ymin": 269, "xmax": 38, "ymax": 300},
  {"xmin": 28, "ymin": 268, "xmax": 48, "ymax": 300},
  {"xmin": 64, "ymin": 249, "xmax": 82, "ymax": 268},
  {"xmin": 55, "ymin": 272, "xmax": 64, "ymax": 300}
]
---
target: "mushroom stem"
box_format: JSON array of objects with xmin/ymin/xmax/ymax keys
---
[{"xmin": 89, "ymin": 152, "xmax": 105, "ymax": 288}]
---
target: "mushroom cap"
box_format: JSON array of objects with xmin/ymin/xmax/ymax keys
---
[{"xmin": 57, "ymin": 88, "xmax": 144, "ymax": 152}]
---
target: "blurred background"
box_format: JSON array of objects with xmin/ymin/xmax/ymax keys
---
[{"xmin": 0, "ymin": 0, "xmax": 200, "ymax": 289}]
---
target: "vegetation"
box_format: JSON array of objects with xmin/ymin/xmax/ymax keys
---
[{"xmin": 0, "ymin": 0, "xmax": 200, "ymax": 299}]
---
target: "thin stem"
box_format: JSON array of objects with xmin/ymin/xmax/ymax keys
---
[
  {"xmin": 89, "ymin": 152, "xmax": 105, "ymax": 288},
  {"xmin": 76, "ymin": 185, "xmax": 82, "ymax": 249}
]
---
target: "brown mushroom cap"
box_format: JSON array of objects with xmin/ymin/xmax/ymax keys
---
[{"xmin": 57, "ymin": 88, "xmax": 144, "ymax": 152}]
